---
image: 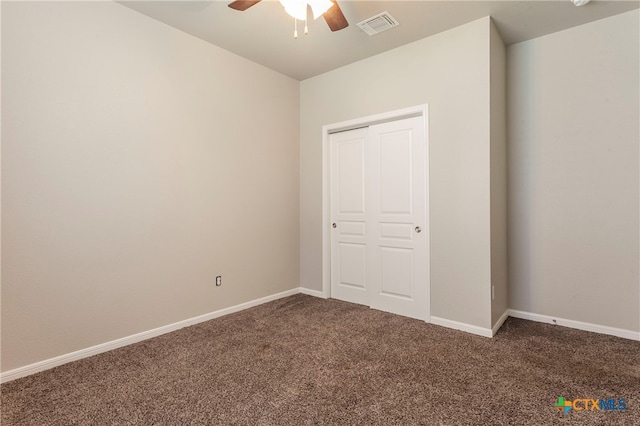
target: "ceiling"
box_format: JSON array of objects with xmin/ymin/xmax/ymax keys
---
[{"xmin": 119, "ymin": 0, "xmax": 639, "ymax": 80}]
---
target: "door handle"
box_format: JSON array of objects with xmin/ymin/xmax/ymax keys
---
[
  {"xmin": 415, "ymin": 226, "xmax": 422, "ymax": 233},
  {"xmin": 332, "ymin": 223, "xmax": 337, "ymax": 229}
]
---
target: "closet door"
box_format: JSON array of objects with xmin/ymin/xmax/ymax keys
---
[
  {"xmin": 330, "ymin": 127, "xmax": 370, "ymax": 306},
  {"xmin": 367, "ymin": 117, "xmax": 428, "ymax": 321},
  {"xmin": 330, "ymin": 116, "xmax": 428, "ymax": 321}
]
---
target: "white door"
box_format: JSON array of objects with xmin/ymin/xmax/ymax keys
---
[
  {"xmin": 330, "ymin": 116, "xmax": 429, "ymax": 321},
  {"xmin": 330, "ymin": 127, "xmax": 369, "ymax": 306}
]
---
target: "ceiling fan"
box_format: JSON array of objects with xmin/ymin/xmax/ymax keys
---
[{"xmin": 228, "ymin": 0, "xmax": 349, "ymax": 33}]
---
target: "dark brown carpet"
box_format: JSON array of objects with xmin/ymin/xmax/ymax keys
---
[{"xmin": 2, "ymin": 294, "xmax": 639, "ymax": 425}]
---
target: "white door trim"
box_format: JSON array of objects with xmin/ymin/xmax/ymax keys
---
[{"xmin": 322, "ymin": 104, "xmax": 430, "ymax": 306}]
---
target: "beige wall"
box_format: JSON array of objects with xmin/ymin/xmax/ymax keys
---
[
  {"xmin": 507, "ymin": 11, "xmax": 640, "ymax": 332},
  {"xmin": 1, "ymin": 1, "xmax": 300, "ymax": 372},
  {"xmin": 490, "ymin": 20, "xmax": 508, "ymax": 327},
  {"xmin": 301, "ymin": 18, "xmax": 495, "ymax": 329}
]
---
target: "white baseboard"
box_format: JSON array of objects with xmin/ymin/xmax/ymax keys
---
[
  {"xmin": 492, "ymin": 309, "xmax": 510, "ymax": 337},
  {"xmin": 0, "ymin": 288, "xmax": 301, "ymax": 384},
  {"xmin": 5, "ymin": 293, "xmax": 638, "ymax": 383},
  {"xmin": 430, "ymin": 316, "xmax": 493, "ymax": 338},
  {"xmin": 299, "ymin": 287, "xmax": 327, "ymax": 299},
  {"xmin": 508, "ymin": 309, "xmax": 640, "ymax": 341}
]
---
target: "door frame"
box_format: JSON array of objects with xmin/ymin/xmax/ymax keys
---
[{"xmin": 321, "ymin": 104, "xmax": 430, "ymax": 319}]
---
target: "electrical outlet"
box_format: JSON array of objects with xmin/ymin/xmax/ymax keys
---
[{"xmin": 216, "ymin": 276, "xmax": 222, "ymax": 287}]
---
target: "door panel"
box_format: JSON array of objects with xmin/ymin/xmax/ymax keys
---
[
  {"xmin": 337, "ymin": 243, "xmax": 366, "ymax": 289},
  {"xmin": 368, "ymin": 117, "xmax": 428, "ymax": 320},
  {"xmin": 336, "ymin": 139, "xmax": 365, "ymax": 214},
  {"xmin": 379, "ymin": 132, "xmax": 413, "ymax": 214},
  {"xmin": 380, "ymin": 247, "xmax": 413, "ymax": 298},
  {"xmin": 379, "ymin": 223, "xmax": 413, "ymax": 240},
  {"xmin": 330, "ymin": 128, "xmax": 369, "ymax": 306}
]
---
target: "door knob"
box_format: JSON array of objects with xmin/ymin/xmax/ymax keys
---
[
  {"xmin": 332, "ymin": 223, "xmax": 337, "ymax": 229},
  {"xmin": 415, "ymin": 226, "xmax": 422, "ymax": 233}
]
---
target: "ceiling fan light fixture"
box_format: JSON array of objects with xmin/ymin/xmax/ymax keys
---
[
  {"xmin": 279, "ymin": 0, "xmax": 306, "ymax": 20},
  {"xmin": 228, "ymin": 0, "xmax": 348, "ymax": 38},
  {"xmin": 279, "ymin": 0, "xmax": 333, "ymax": 21},
  {"xmin": 570, "ymin": 0, "xmax": 591, "ymax": 6},
  {"xmin": 309, "ymin": 0, "xmax": 333, "ymax": 19}
]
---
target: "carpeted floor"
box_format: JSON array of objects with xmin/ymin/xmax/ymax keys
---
[{"xmin": 2, "ymin": 294, "xmax": 639, "ymax": 425}]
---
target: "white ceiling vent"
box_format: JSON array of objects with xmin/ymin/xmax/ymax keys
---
[{"xmin": 357, "ymin": 11, "xmax": 399, "ymax": 36}]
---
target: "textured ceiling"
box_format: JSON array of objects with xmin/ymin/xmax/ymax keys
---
[{"xmin": 119, "ymin": 1, "xmax": 640, "ymax": 80}]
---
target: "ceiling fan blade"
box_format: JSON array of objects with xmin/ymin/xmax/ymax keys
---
[
  {"xmin": 228, "ymin": 0, "xmax": 262, "ymax": 11},
  {"xmin": 323, "ymin": 0, "xmax": 349, "ymax": 32}
]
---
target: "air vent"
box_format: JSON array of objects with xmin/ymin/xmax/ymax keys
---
[{"xmin": 357, "ymin": 11, "xmax": 399, "ymax": 36}]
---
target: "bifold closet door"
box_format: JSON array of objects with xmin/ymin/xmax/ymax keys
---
[{"xmin": 330, "ymin": 116, "xmax": 428, "ymax": 321}]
